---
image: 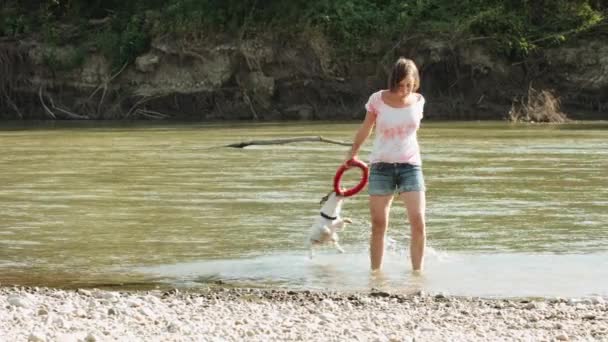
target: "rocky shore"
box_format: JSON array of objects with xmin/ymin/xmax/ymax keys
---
[{"xmin": 1, "ymin": 286, "xmax": 607, "ymax": 341}]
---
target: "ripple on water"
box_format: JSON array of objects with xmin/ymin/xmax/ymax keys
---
[{"xmin": 0, "ymin": 240, "xmax": 41, "ymax": 245}]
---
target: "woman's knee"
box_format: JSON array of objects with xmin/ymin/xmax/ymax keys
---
[
  {"xmin": 409, "ymin": 213, "xmax": 426, "ymax": 235},
  {"xmin": 370, "ymin": 217, "xmax": 388, "ymax": 235}
]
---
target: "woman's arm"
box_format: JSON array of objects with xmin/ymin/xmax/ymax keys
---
[{"xmin": 345, "ymin": 111, "xmax": 376, "ymax": 162}]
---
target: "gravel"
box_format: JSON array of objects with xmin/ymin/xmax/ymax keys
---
[{"xmin": 1, "ymin": 286, "xmax": 607, "ymax": 341}]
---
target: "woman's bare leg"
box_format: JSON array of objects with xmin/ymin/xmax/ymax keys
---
[
  {"xmin": 398, "ymin": 191, "xmax": 426, "ymax": 271},
  {"xmin": 369, "ymin": 194, "xmax": 394, "ymax": 270}
]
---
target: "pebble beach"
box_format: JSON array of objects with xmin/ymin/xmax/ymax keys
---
[{"xmin": 1, "ymin": 286, "xmax": 607, "ymax": 341}]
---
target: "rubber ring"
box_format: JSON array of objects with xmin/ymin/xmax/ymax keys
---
[{"xmin": 333, "ymin": 159, "xmax": 369, "ymax": 197}]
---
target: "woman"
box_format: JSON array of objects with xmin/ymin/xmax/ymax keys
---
[{"xmin": 345, "ymin": 57, "xmax": 427, "ymax": 272}]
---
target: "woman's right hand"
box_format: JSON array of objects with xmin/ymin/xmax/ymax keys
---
[{"xmin": 343, "ymin": 150, "xmax": 357, "ymax": 168}]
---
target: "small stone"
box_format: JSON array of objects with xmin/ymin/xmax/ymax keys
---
[
  {"xmin": 139, "ymin": 307, "xmax": 155, "ymax": 317},
  {"xmin": 359, "ymin": 297, "xmax": 372, "ymax": 304},
  {"xmin": 127, "ymin": 299, "xmax": 140, "ymax": 307},
  {"xmin": 77, "ymin": 289, "xmax": 92, "ymax": 297},
  {"xmin": 420, "ymin": 326, "xmax": 436, "ymax": 333},
  {"xmin": 52, "ymin": 317, "xmax": 70, "ymax": 329},
  {"xmin": 319, "ymin": 312, "xmax": 336, "ymax": 322},
  {"xmin": 28, "ymin": 332, "xmax": 46, "ymax": 342},
  {"xmin": 167, "ymin": 322, "xmax": 180, "ymax": 333},
  {"xmin": 162, "ymin": 289, "xmax": 179, "ymax": 298},
  {"xmin": 84, "ymin": 333, "xmax": 97, "ymax": 342},
  {"xmin": 7, "ymin": 295, "xmax": 30, "ymax": 308},
  {"xmin": 555, "ymin": 333, "xmax": 569, "ymax": 341},
  {"xmin": 370, "ymin": 291, "xmax": 390, "ymax": 298},
  {"xmin": 567, "ymin": 298, "xmax": 579, "ymax": 306},
  {"xmin": 100, "ymin": 292, "xmax": 119, "ymax": 302}
]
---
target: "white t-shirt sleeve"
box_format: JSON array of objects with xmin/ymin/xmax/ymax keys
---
[
  {"xmin": 365, "ymin": 91, "xmax": 381, "ymax": 114},
  {"xmin": 418, "ymin": 94, "xmax": 425, "ymax": 119}
]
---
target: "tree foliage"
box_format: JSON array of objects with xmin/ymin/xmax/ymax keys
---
[{"xmin": 1, "ymin": 0, "xmax": 606, "ymax": 67}]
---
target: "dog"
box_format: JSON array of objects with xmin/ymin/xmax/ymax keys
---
[{"xmin": 307, "ymin": 191, "xmax": 352, "ymax": 258}]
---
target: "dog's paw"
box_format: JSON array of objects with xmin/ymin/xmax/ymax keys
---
[{"xmin": 343, "ymin": 218, "xmax": 353, "ymax": 224}]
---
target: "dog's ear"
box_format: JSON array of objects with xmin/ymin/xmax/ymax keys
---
[{"xmin": 319, "ymin": 190, "xmax": 334, "ymax": 205}]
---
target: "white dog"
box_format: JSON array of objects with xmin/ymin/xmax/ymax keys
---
[{"xmin": 307, "ymin": 191, "xmax": 352, "ymax": 258}]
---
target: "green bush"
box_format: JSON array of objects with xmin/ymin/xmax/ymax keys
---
[
  {"xmin": 1, "ymin": 12, "xmax": 31, "ymax": 37},
  {"xmin": 42, "ymin": 46, "xmax": 86, "ymax": 71},
  {"xmin": 2, "ymin": 0, "xmax": 606, "ymax": 62},
  {"xmin": 94, "ymin": 14, "xmax": 150, "ymax": 71}
]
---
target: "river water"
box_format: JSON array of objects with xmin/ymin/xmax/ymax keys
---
[{"xmin": 0, "ymin": 121, "xmax": 606, "ymax": 298}]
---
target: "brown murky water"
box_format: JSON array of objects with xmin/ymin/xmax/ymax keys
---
[{"xmin": 1, "ymin": 121, "xmax": 607, "ymax": 297}]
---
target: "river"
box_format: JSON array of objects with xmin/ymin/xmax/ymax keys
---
[{"xmin": 0, "ymin": 121, "xmax": 606, "ymax": 298}]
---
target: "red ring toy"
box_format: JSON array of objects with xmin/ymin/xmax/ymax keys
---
[{"xmin": 333, "ymin": 159, "xmax": 369, "ymax": 197}]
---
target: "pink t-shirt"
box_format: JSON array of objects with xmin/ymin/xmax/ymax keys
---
[{"xmin": 365, "ymin": 90, "xmax": 425, "ymax": 165}]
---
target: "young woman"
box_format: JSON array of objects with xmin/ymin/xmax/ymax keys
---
[{"xmin": 345, "ymin": 57, "xmax": 427, "ymax": 272}]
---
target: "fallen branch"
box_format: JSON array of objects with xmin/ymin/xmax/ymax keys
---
[
  {"xmin": 53, "ymin": 105, "xmax": 90, "ymax": 120},
  {"xmin": 84, "ymin": 62, "xmax": 128, "ymax": 117},
  {"xmin": 39, "ymin": 86, "xmax": 56, "ymax": 119},
  {"xmin": 39, "ymin": 85, "xmax": 89, "ymax": 120},
  {"xmin": 225, "ymin": 136, "xmax": 351, "ymax": 148},
  {"xmin": 508, "ymin": 84, "xmax": 569, "ymax": 123},
  {"xmin": 5, "ymin": 96, "xmax": 22, "ymax": 119},
  {"xmin": 242, "ymin": 92, "xmax": 259, "ymax": 120},
  {"xmin": 134, "ymin": 108, "xmax": 170, "ymax": 119},
  {"xmin": 125, "ymin": 95, "xmax": 164, "ymax": 118},
  {"xmin": 86, "ymin": 62, "xmax": 128, "ymax": 103}
]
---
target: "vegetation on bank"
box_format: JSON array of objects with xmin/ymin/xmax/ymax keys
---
[
  {"xmin": 1, "ymin": 1, "xmax": 606, "ymax": 122},
  {"xmin": 1, "ymin": 0, "xmax": 606, "ymax": 71}
]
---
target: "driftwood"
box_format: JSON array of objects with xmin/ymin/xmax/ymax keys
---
[
  {"xmin": 225, "ymin": 136, "xmax": 351, "ymax": 148},
  {"xmin": 85, "ymin": 62, "xmax": 128, "ymax": 117},
  {"xmin": 6, "ymin": 96, "xmax": 22, "ymax": 119},
  {"xmin": 38, "ymin": 86, "xmax": 56, "ymax": 119},
  {"xmin": 39, "ymin": 86, "xmax": 89, "ymax": 120},
  {"xmin": 126, "ymin": 95, "xmax": 165, "ymax": 118},
  {"xmin": 134, "ymin": 108, "xmax": 169, "ymax": 119},
  {"xmin": 509, "ymin": 85, "xmax": 569, "ymax": 123}
]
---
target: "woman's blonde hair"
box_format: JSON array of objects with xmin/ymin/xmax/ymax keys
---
[{"xmin": 388, "ymin": 57, "xmax": 420, "ymax": 92}]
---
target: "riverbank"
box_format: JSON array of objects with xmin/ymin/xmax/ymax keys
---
[
  {"xmin": 1, "ymin": 286, "xmax": 606, "ymax": 341},
  {"xmin": 2, "ymin": 2, "xmax": 607, "ymax": 121}
]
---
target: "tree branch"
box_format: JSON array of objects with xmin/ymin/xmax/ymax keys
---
[{"xmin": 225, "ymin": 136, "xmax": 351, "ymax": 148}]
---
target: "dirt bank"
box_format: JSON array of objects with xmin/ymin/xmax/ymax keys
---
[{"xmin": 1, "ymin": 31, "xmax": 607, "ymax": 121}]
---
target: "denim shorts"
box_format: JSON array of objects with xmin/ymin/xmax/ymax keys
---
[{"xmin": 368, "ymin": 162, "xmax": 426, "ymax": 195}]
